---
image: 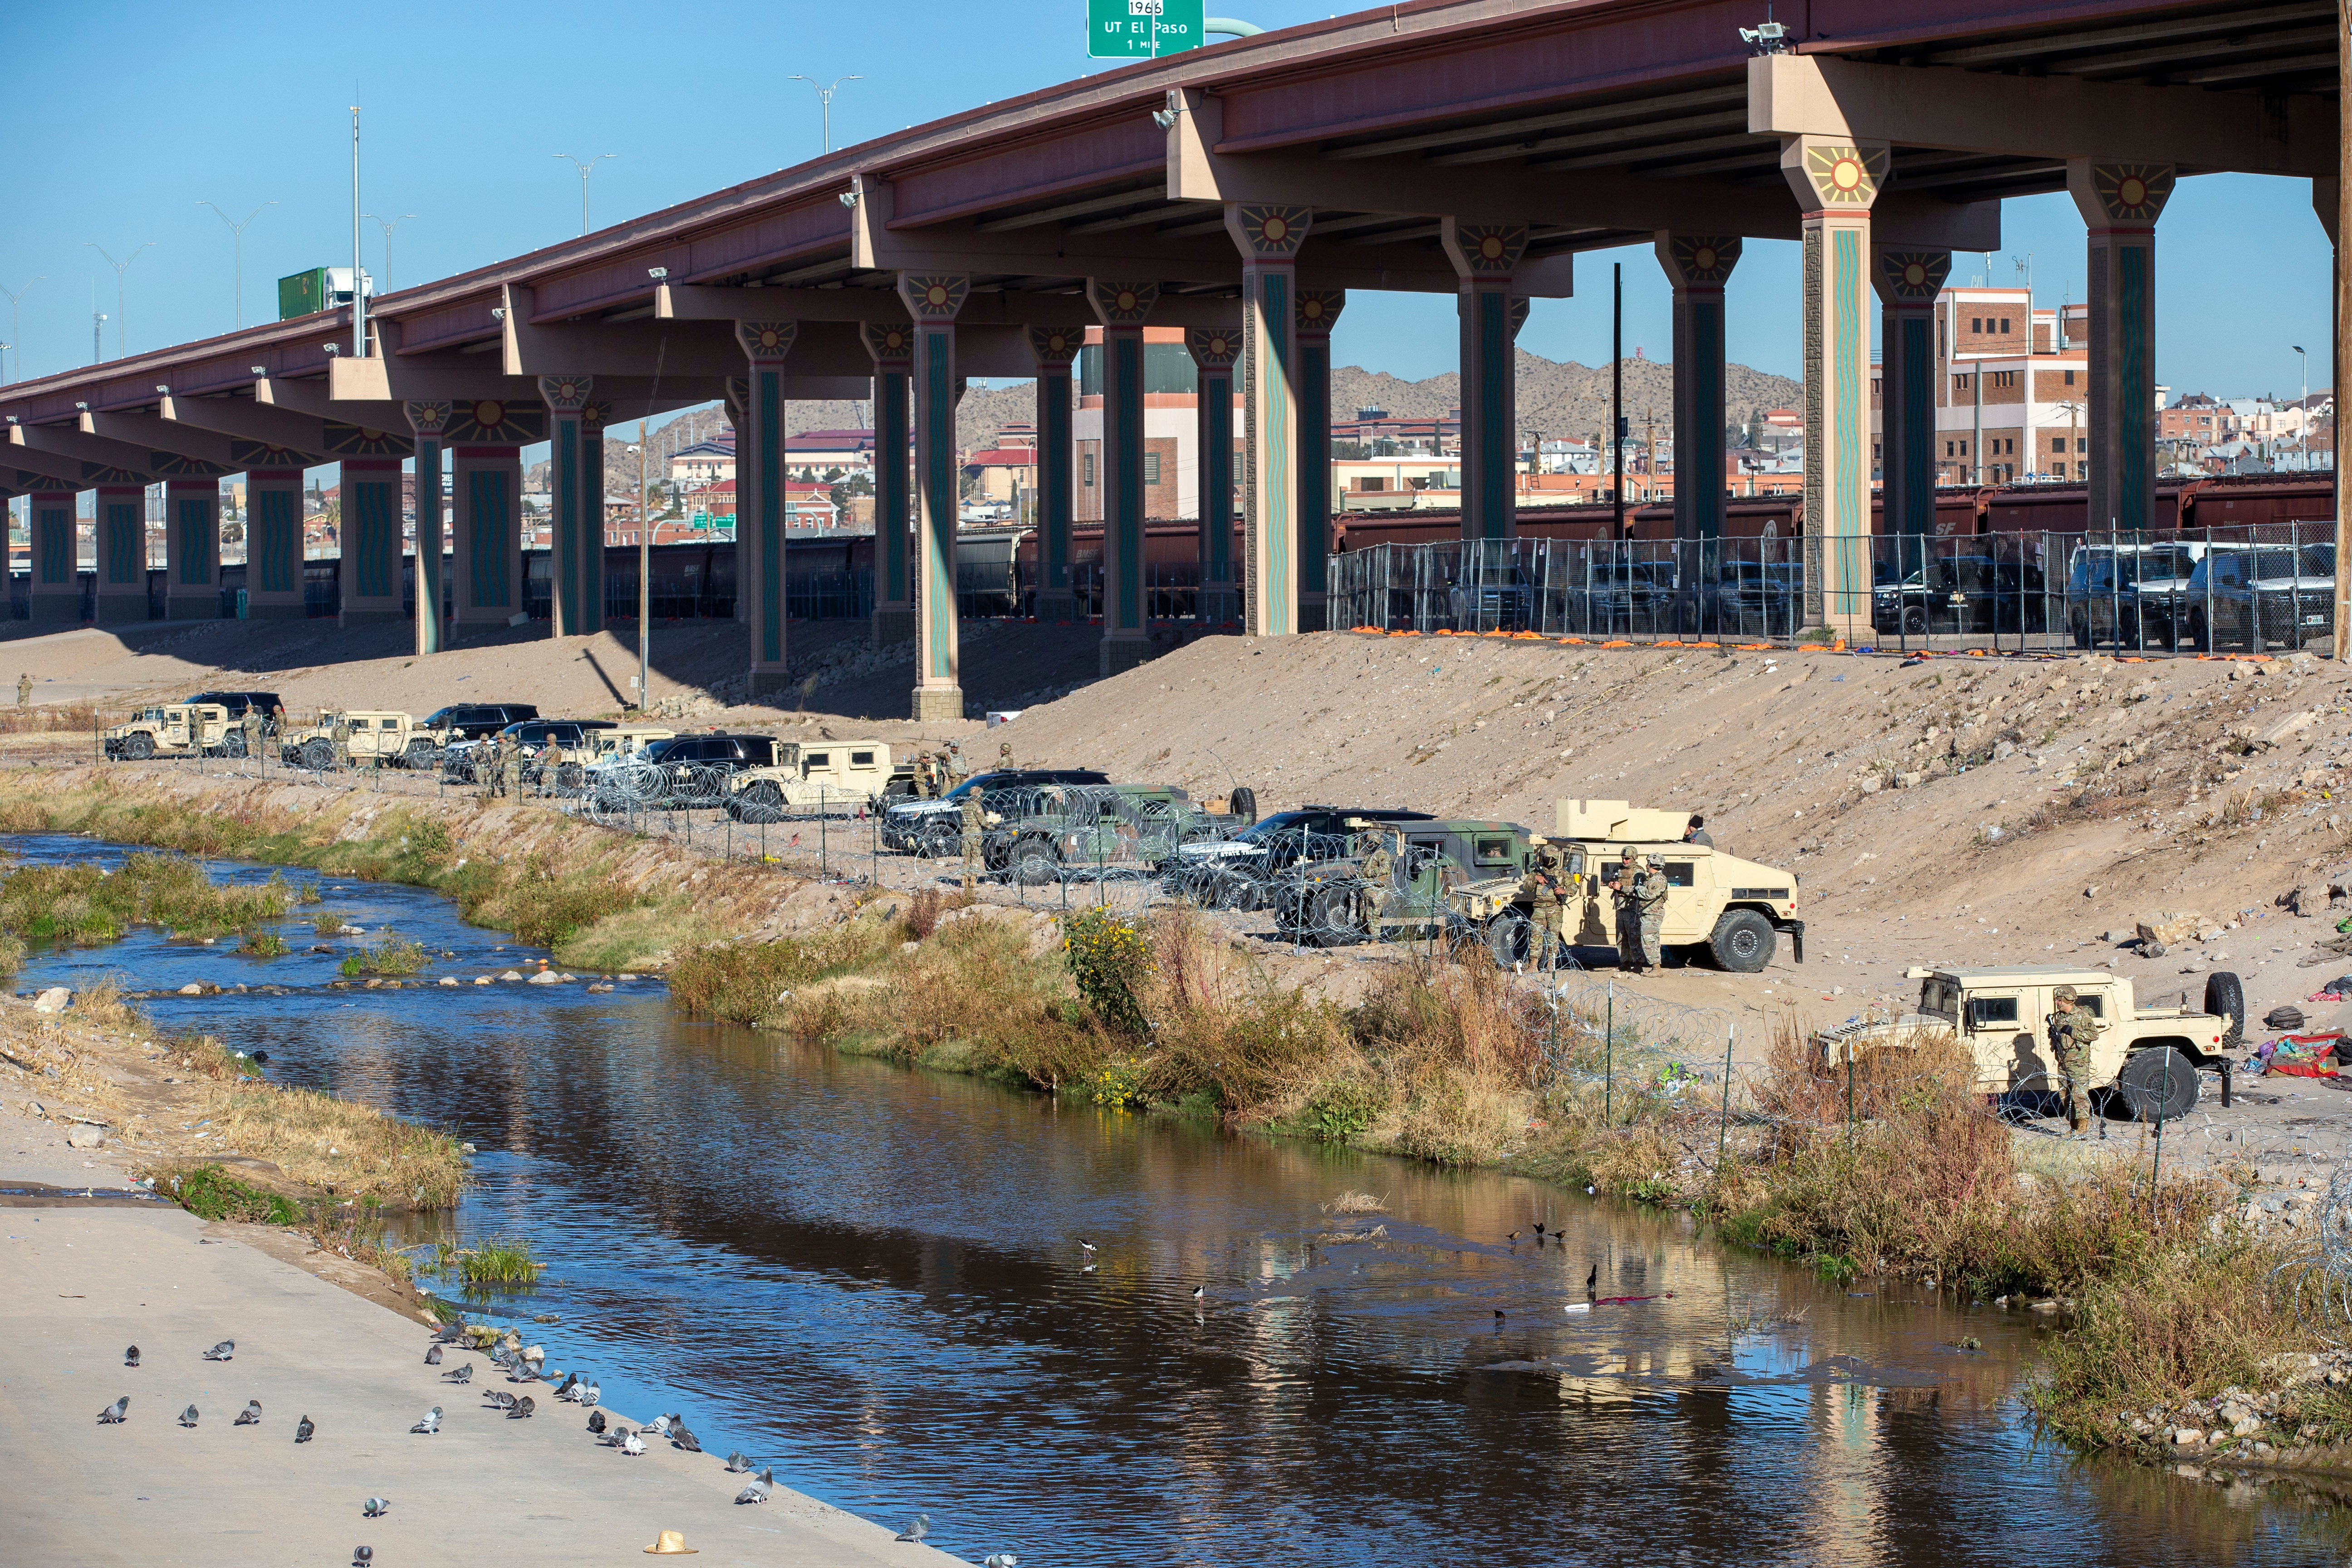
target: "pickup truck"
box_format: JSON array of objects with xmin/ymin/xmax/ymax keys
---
[{"xmin": 1816, "ymin": 964, "xmax": 2244, "ymax": 1122}]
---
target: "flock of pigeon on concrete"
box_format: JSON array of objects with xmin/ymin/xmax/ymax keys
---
[{"xmin": 92, "ymin": 1318, "xmax": 1018, "ymax": 1563}]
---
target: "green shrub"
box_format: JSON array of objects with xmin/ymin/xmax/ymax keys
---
[
  {"xmin": 342, "ymin": 934, "xmax": 425, "ymax": 976},
  {"xmin": 1062, "ymin": 906, "xmax": 1148, "ymax": 1036},
  {"xmin": 168, "ymin": 1165, "xmax": 302, "ymax": 1225},
  {"xmin": 1303, "ymin": 1079, "xmax": 1384, "ymax": 1143}
]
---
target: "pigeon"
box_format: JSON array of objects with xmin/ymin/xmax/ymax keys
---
[
  {"xmin": 599, "ymin": 1423, "xmax": 630, "ymax": 1448},
  {"xmin": 424, "ymin": 1344, "xmax": 443, "ymax": 1366},
  {"xmin": 431, "ymin": 1322, "xmax": 463, "ymax": 1343},
  {"xmin": 509, "ymin": 1361, "xmax": 540, "ymax": 1384},
  {"xmin": 578, "ymin": 1382, "xmax": 601, "ymax": 1409},
  {"xmin": 441, "ymin": 1364, "xmax": 473, "ymax": 1385},
  {"xmin": 586, "ymin": 1410, "xmax": 608, "ymax": 1436},
  {"xmin": 295, "ymin": 1416, "xmax": 315, "ymax": 1444},
  {"xmin": 552, "ymin": 1373, "xmax": 578, "ymax": 1401},
  {"xmin": 485, "ymin": 1391, "xmax": 516, "ymax": 1410},
  {"xmin": 620, "ymin": 1430, "xmax": 645, "ymax": 1457},
  {"xmin": 508, "ymin": 1396, "xmax": 535, "ymax": 1420},
  {"xmin": 896, "ymin": 1514, "xmax": 929, "ymax": 1543},
  {"xmin": 98, "ymin": 1396, "xmax": 129, "ymax": 1424},
  {"xmin": 203, "ymin": 1340, "xmax": 235, "ymax": 1362},
  {"xmin": 179, "ymin": 1405, "xmax": 201, "ymax": 1428},
  {"xmin": 411, "ymin": 1407, "xmax": 442, "ymax": 1436},
  {"xmin": 1585, "ymin": 1264, "xmax": 1599, "ymax": 1294},
  {"xmin": 235, "ymin": 1400, "xmax": 262, "ymax": 1426},
  {"xmin": 648, "ymin": 1415, "xmax": 672, "ymax": 1439},
  {"xmin": 985, "ymin": 1555, "xmax": 1020, "ymax": 1568},
  {"xmin": 124, "ymin": 1344, "xmax": 141, "ymax": 1368},
  {"xmin": 671, "ymin": 1424, "xmax": 701, "ymax": 1453},
  {"xmin": 735, "ymin": 1468, "xmax": 774, "ymax": 1505},
  {"xmin": 353, "ymin": 1548, "xmax": 372, "ymax": 1567},
  {"xmin": 723, "ymin": 1451, "xmax": 754, "ymax": 1474},
  {"xmin": 363, "ymin": 1498, "xmax": 390, "ymax": 1519}
]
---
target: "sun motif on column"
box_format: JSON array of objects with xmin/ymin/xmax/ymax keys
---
[
  {"xmin": 2091, "ymin": 164, "xmax": 2175, "ymax": 223},
  {"xmin": 1449, "ymin": 224, "xmax": 1527, "ymax": 277},
  {"xmin": 1088, "ymin": 281, "xmax": 1160, "ymax": 325},
  {"xmin": 735, "ymin": 322, "xmax": 797, "ymax": 361},
  {"xmin": 1187, "ymin": 328, "xmax": 1239, "ymax": 368},
  {"xmin": 405, "ymin": 401, "xmax": 452, "ymax": 436},
  {"xmin": 1294, "ymin": 290, "xmax": 1345, "ymax": 337},
  {"xmin": 1230, "ymin": 205, "xmax": 1311, "ymax": 260},
  {"xmin": 1877, "ymin": 249, "xmax": 1951, "ymax": 302},
  {"xmin": 865, "ymin": 322, "xmax": 916, "ymax": 363},
  {"xmin": 538, "ymin": 375, "xmax": 594, "ymax": 411},
  {"xmin": 897, "ymin": 275, "xmax": 970, "ymax": 321},
  {"xmin": 1668, "ymin": 235, "xmax": 1742, "ymax": 287},
  {"xmin": 1027, "ymin": 325, "xmax": 1082, "ymax": 367},
  {"xmin": 1802, "ymin": 145, "xmax": 1886, "ymax": 207}
]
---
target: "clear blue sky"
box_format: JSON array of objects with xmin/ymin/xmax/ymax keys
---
[{"xmin": 0, "ymin": 1, "xmax": 2331, "ymax": 405}]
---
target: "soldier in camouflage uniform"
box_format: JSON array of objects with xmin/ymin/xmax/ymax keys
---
[
  {"xmin": 1352, "ymin": 823, "xmax": 1394, "ymax": 936},
  {"xmin": 2048, "ymin": 982, "xmax": 2102, "ymax": 1133},
  {"xmin": 502, "ymin": 736, "xmax": 524, "ymax": 801},
  {"xmin": 961, "ymin": 791, "xmax": 986, "ymax": 889},
  {"xmin": 239, "ymin": 706, "xmax": 262, "ymax": 763},
  {"xmin": 1635, "ymin": 854, "xmax": 1670, "ymax": 972},
  {"xmin": 1608, "ymin": 848, "xmax": 1644, "ymax": 973},
  {"xmin": 1519, "ymin": 834, "xmax": 1570, "ymax": 970}
]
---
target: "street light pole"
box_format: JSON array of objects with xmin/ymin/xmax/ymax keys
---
[
  {"xmin": 85, "ymin": 243, "xmax": 154, "ymax": 360},
  {"xmin": 788, "ymin": 75, "xmax": 863, "ymax": 154},
  {"xmin": 2293, "ymin": 344, "xmax": 2309, "ymax": 466},
  {"xmin": 199, "ymin": 201, "xmax": 274, "ymax": 329},
  {"xmin": 553, "ymin": 154, "xmax": 616, "ymax": 236},
  {"xmin": 363, "ymin": 213, "xmax": 416, "ymax": 292},
  {"xmin": 0, "ymin": 277, "xmax": 42, "ymax": 384}
]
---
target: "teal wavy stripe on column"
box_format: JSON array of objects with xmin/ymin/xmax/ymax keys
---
[
  {"xmin": 354, "ymin": 481, "xmax": 394, "ymax": 598},
  {"xmin": 1113, "ymin": 333, "xmax": 1142, "ymax": 632},
  {"xmin": 1691, "ymin": 302, "xmax": 1725, "ymax": 542},
  {"xmin": 105, "ymin": 504, "xmax": 140, "ymax": 585},
  {"xmin": 1900, "ymin": 316, "xmax": 1934, "ymax": 535},
  {"xmin": 1205, "ymin": 376, "xmax": 1231, "ymax": 583},
  {"xmin": 38, "ymin": 507, "xmax": 72, "ymax": 585},
  {"xmin": 1300, "ymin": 339, "xmax": 1331, "ymax": 587},
  {"xmin": 555, "ymin": 420, "xmax": 578, "ymax": 630},
  {"xmin": 759, "ymin": 369, "xmax": 784, "ymax": 664},
  {"xmin": 1263, "ymin": 272, "xmax": 1292, "ymax": 637},
  {"xmin": 177, "ymin": 499, "xmax": 212, "ymax": 585},
  {"xmin": 470, "ymin": 469, "xmax": 510, "ymax": 607},
  {"xmin": 582, "ymin": 429, "xmax": 604, "ymax": 634},
  {"xmin": 1040, "ymin": 371, "xmax": 1071, "ymax": 592},
  {"xmin": 415, "ymin": 439, "xmax": 442, "ymax": 652},
  {"xmin": 1475, "ymin": 293, "xmax": 1507, "ymax": 539},
  {"xmin": 924, "ymin": 333, "xmax": 954, "ymax": 681},
  {"xmin": 2118, "ymin": 245, "xmax": 2149, "ymax": 532},
  {"xmin": 880, "ymin": 372, "xmax": 911, "ymax": 603},
  {"xmin": 254, "ymin": 487, "xmax": 297, "ymax": 594},
  {"xmin": 1830, "ymin": 228, "xmax": 1864, "ymax": 540}
]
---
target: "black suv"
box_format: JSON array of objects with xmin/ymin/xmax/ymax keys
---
[
  {"xmin": 423, "ymin": 702, "xmax": 539, "ymax": 741},
  {"xmin": 1165, "ymin": 805, "xmax": 1436, "ymax": 906},
  {"xmin": 639, "ymin": 733, "xmax": 786, "ymax": 805},
  {"xmin": 183, "ymin": 690, "xmax": 283, "ymax": 727},
  {"xmin": 880, "ymin": 768, "xmax": 1112, "ymax": 853}
]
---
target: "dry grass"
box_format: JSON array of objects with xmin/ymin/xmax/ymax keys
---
[
  {"xmin": 206, "ymin": 1081, "xmax": 468, "ymax": 1209},
  {"xmin": 0, "ymin": 698, "xmax": 100, "ymax": 735},
  {"xmin": 1323, "ymin": 1190, "xmax": 1389, "ymax": 1215}
]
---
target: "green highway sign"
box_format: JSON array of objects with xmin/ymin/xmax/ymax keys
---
[{"xmin": 1088, "ymin": 0, "xmax": 1205, "ymax": 59}]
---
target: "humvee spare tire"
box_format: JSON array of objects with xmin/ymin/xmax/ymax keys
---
[
  {"xmin": 1708, "ymin": 909, "xmax": 1775, "ymax": 973},
  {"xmin": 125, "ymin": 731, "xmax": 155, "ymax": 761},
  {"xmin": 2203, "ymin": 971, "xmax": 2245, "ymax": 1053},
  {"xmin": 2117, "ymin": 1045, "xmax": 2200, "ymax": 1123}
]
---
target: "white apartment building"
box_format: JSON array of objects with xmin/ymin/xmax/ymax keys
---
[{"xmin": 1872, "ymin": 285, "xmax": 2094, "ymax": 486}]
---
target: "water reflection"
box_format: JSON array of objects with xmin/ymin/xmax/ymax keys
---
[{"xmin": 10, "ymin": 834, "xmax": 2351, "ymax": 1567}]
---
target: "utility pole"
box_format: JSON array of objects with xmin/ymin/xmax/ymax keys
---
[
  {"xmin": 199, "ymin": 201, "xmax": 274, "ymax": 330},
  {"xmin": 363, "ymin": 213, "xmax": 415, "ymax": 292},
  {"xmin": 789, "ymin": 75, "xmax": 863, "ymax": 154},
  {"xmin": 352, "ymin": 102, "xmax": 368, "ymax": 358},
  {"xmin": 1971, "ymin": 358, "xmax": 1984, "ymax": 486},
  {"xmin": 85, "ymin": 243, "xmax": 153, "ymax": 360},
  {"xmin": 2338, "ymin": 0, "xmax": 2351, "ymax": 661},
  {"xmin": 635, "ymin": 422, "xmax": 650, "ymax": 709},
  {"xmin": 0, "ymin": 277, "xmax": 41, "ymax": 384},
  {"xmin": 553, "ymin": 153, "xmax": 616, "ymax": 236}
]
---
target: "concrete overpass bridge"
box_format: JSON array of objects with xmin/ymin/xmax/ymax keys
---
[{"xmin": 2, "ymin": 0, "xmax": 2338, "ymax": 717}]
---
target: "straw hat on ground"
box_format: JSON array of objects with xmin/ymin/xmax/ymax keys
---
[{"xmin": 645, "ymin": 1531, "xmax": 699, "ymax": 1555}]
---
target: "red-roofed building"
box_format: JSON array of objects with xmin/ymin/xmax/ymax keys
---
[{"xmin": 963, "ymin": 445, "xmax": 1037, "ymax": 507}]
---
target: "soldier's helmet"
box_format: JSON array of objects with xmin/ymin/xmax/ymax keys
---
[
  {"xmin": 1620, "ymin": 847, "xmax": 1637, "ymax": 860},
  {"xmin": 2053, "ymin": 984, "xmax": 2078, "ymax": 1001},
  {"xmin": 1643, "ymin": 853, "xmax": 1663, "ymax": 868}
]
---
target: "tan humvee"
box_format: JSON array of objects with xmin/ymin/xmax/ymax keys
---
[
  {"xmin": 279, "ymin": 710, "xmax": 420, "ymax": 769},
  {"xmin": 1463, "ymin": 799, "xmax": 1804, "ymax": 971},
  {"xmin": 726, "ymin": 739, "xmax": 894, "ymax": 819},
  {"xmin": 104, "ymin": 703, "xmax": 234, "ymax": 761},
  {"xmin": 1816, "ymin": 965, "xmax": 2244, "ymax": 1120}
]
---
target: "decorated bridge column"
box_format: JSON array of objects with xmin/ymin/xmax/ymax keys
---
[
  {"xmin": 2068, "ymin": 160, "xmax": 2175, "ymax": 533},
  {"xmin": 539, "ymin": 374, "xmax": 596, "ymax": 637},
  {"xmin": 1186, "ymin": 325, "xmax": 1239, "ymax": 627},
  {"xmin": 1781, "ymin": 137, "xmax": 1886, "ymax": 639},
  {"xmin": 92, "ymin": 481, "xmax": 148, "ymax": 625},
  {"xmin": 405, "ymin": 401, "xmax": 450, "ymax": 654},
  {"xmin": 725, "ymin": 377, "xmax": 751, "ymax": 627},
  {"xmin": 1655, "ymin": 235, "xmax": 1742, "ymax": 545},
  {"xmin": 863, "ymin": 321, "xmax": 916, "ymax": 645},
  {"xmin": 581, "ymin": 398, "xmax": 609, "ymax": 635},
  {"xmin": 336, "ymin": 459, "xmax": 405, "ymax": 624},
  {"xmin": 242, "ymin": 459, "xmax": 306, "ymax": 620},
  {"xmin": 1443, "ymin": 222, "xmax": 1526, "ymax": 545},
  {"xmin": 440, "ymin": 400, "xmax": 537, "ymax": 629},
  {"xmin": 1294, "ymin": 289, "xmax": 1343, "ymax": 630},
  {"xmin": 25, "ymin": 480, "xmax": 80, "ymax": 623},
  {"xmin": 160, "ymin": 467, "xmax": 224, "ymax": 622},
  {"xmin": 1028, "ymin": 324, "xmax": 1082, "ymax": 625},
  {"xmin": 735, "ymin": 322, "xmax": 797, "ymax": 696},
  {"xmin": 1872, "ymin": 247, "xmax": 1951, "ymax": 542},
  {"xmin": 1225, "ymin": 203, "xmax": 1313, "ymax": 637},
  {"xmin": 897, "ymin": 274, "xmax": 969, "ymax": 721},
  {"xmin": 1088, "ymin": 279, "xmax": 1160, "ymax": 675}
]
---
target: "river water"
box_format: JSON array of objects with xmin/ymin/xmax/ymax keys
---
[{"xmin": 12, "ymin": 833, "xmax": 2351, "ymax": 1566}]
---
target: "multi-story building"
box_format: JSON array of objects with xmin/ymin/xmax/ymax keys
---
[
  {"xmin": 1072, "ymin": 326, "xmax": 1242, "ymax": 523},
  {"xmin": 1871, "ymin": 285, "xmax": 2094, "ymax": 487}
]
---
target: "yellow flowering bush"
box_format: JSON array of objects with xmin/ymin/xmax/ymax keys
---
[
  {"xmin": 1063, "ymin": 905, "xmax": 1149, "ymax": 1036},
  {"xmin": 1089, "ymin": 1054, "xmax": 1147, "ymax": 1107}
]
